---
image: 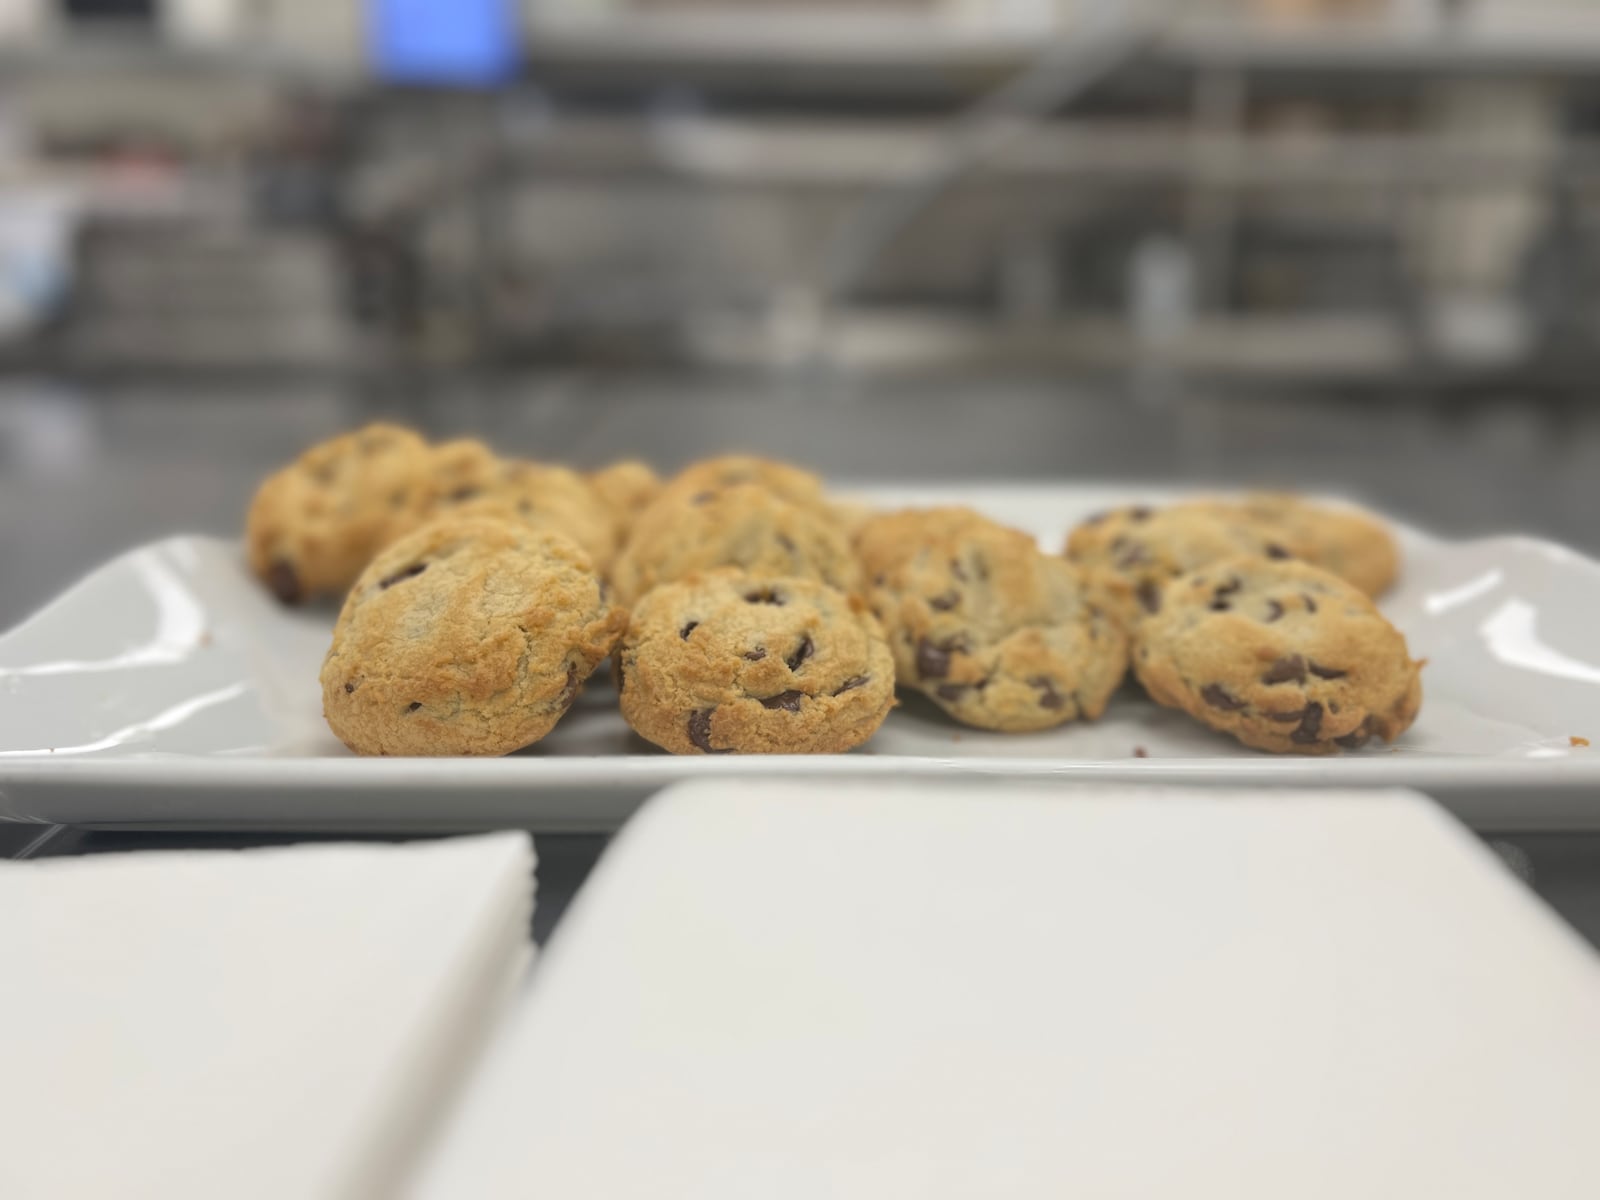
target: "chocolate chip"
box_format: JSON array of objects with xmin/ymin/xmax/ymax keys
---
[
  {"xmin": 1291, "ymin": 702, "xmax": 1324, "ymax": 744},
  {"xmin": 406, "ymin": 702, "xmax": 422, "ymax": 713},
  {"xmin": 687, "ymin": 708, "xmax": 729, "ymax": 753},
  {"xmin": 759, "ymin": 690, "xmax": 806, "ymax": 712},
  {"xmin": 1030, "ymin": 677, "xmax": 1065, "ymax": 709},
  {"xmin": 832, "ymin": 675, "xmax": 869, "ymax": 695},
  {"xmin": 776, "ymin": 533, "xmax": 797, "ymax": 553},
  {"xmin": 950, "ymin": 560, "xmax": 969, "ymax": 582},
  {"xmin": 1308, "ymin": 661, "xmax": 1347, "ymax": 680},
  {"xmin": 935, "ymin": 683, "xmax": 969, "ymax": 701},
  {"xmin": 1211, "ymin": 577, "xmax": 1243, "ymax": 610},
  {"xmin": 1137, "ymin": 580, "xmax": 1162, "ymax": 614},
  {"xmin": 1265, "ymin": 707, "xmax": 1307, "ymax": 723},
  {"xmin": 1262, "ymin": 655, "xmax": 1307, "ymax": 685},
  {"xmin": 389, "ymin": 489, "xmax": 410, "ymax": 509},
  {"xmin": 743, "ymin": 648, "xmax": 766, "ymax": 661},
  {"xmin": 1129, "ymin": 506, "xmax": 1153, "ymax": 521},
  {"xmin": 449, "ymin": 486, "xmax": 478, "ymax": 502},
  {"xmin": 929, "ymin": 590, "xmax": 961, "ymax": 612},
  {"xmin": 1116, "ymin": 543, "xmax": 1151, "ymax": 569},
  {"xmin": 379, "ymin": 562, "xmax": 428, "ymax": 590},
  {"xmin": 1336, "ymin": 718, "xmax": 1374, "ymax": 750},
  {"xmin": 915, "ymin": 636, "xmax": 961, "ymax": 680},
  {"xmin": 973, "ymin": 558, "xmax": 991, "ymax": 582},
  {"xmin": 1264, "ymin": 600, "xmax": 1284, "ymax": 622},
  {"xmin": 558, "ymin": 665, "xmax": 581, "ymax": 710},
  {"xmin": 744, "ymin": 589, "xmax": 784, "ymax": 606},
  {"xmin": 343, "ymin": 681, "xmax": 356, "ymax": 694},
  {"xmin": 1302, "ymin": 593, "xmax": 1318, "ymax": 613},
  {"xmin": 266, "ymin": 560, "xmax": 302, "ymax": 605},
  {"xmin": 1202, "ymin": 684, "xmax": 1246, "ymax": 711},
  {"xmin": 873, "ymin": 573, "xmax": 887, "ymax": 587},
  {"xmin": 786, "ymin": 635, "xmax": 814, "ymax": 672},
  {"xmin": 1265, "ymin": 543, "xmax": 1290, "ymax": 560},
  {"xmin": 680, "ymin": 621, "xmax": 699, "ymax": 640}
]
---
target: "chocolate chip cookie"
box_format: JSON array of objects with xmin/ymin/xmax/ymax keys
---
[
  {"xmin": 612, "ymin": 483, "xmax": 860, "ymax": 606},
  {"xmin": 245, "ymin": 422, "xmax": 434, "ymax": 605},
  {"xmin": 1132, "ymin": 555, "xmax": 1422, "ymax": 755},
  {"xmin": 586, "ymin": 460, "xmax": 661, "ymax": 529},
  {"xmin": 320, "ymin": 515, "xmax": 627, "ymax": 756},
  {"xmin": 425, "ymin": 440, "xmax": 619, "ymax": 571},
  {"xmin": 618, "ymin": 569, "xmax": 895, "ymax": 754},
  {"xmin": 661, "ymin": 454, "xmax": 828, "ymax": 512},
  {"xmin": 858, "ymin": 508, "xmax": 1128, "ymax": 732},
  {"xmin": 1065, "ymin": 504, "xmax": 1307, "ymax": 627},
  {"xmin": 1219, "ymin": 493, "xmax": 1399, "ymax": 597}
]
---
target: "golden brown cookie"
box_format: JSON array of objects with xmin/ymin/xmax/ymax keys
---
[
  {"xmin": 424, "ymin": 438, "xmax": 503, "ymax": 508},
  {"xmin": 829, "ymin": 498, "xmax": 878, "ymax": 543},
  {"xmin": 586, "ymin": 460, "xmax": 661, "ymax": 529},
  {"xmin": 618, "ymin": 570, "xmax": 895, "ymax": 754},
  {"xmin": 245, "ymin": 422, "xmax": 433, "ymax": 605},
  {"xmin": 1132, "ymin": 555, "xmax": 1422, "ymax": 755},
  {"xmin": 320, "ymin": 515, "xmax": 627, "ymax": 756},
  {"xmin": 859, "ymin": 508, "xmax": 1128, "ymax": 732},
  {"xmin": 661, "ymin": 454, "xmax": 828, "ymax": 512},
  {"xmin": 501, "ymin": 461, "xmax": 619, "ymax": 571},
  {"xmin": 1064, "ymin": 504, "xmax": 1307, "ymax": 627},
  {"xmin": 1217, "ymin": 493, "xmax": 1399, "ymax": 597},
  {"xmin": 423, "ymin": 440, "xmax": 618, "ymax": 571},
  {"xmin": 612, "ymin": 483, "xmax": 860, "ymax": 606}
]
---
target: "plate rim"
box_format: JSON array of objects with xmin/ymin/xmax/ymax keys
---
[{"xmin": 6, "ymin": 511, "xmax": 1600, "ymax": 831}]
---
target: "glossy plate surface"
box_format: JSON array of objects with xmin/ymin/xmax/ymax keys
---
[{"xmin": 3, "ymin": 486, "xmax": 1599, "ymax": 831}]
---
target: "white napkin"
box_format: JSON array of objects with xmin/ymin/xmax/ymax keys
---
[
  {"xmin": 0, "ymin": 832, "xmax": 534, "ymax": 1200},
  {"xmin": 417, "ymin": 784, "xmax": 1600, "ymax": 1199}
]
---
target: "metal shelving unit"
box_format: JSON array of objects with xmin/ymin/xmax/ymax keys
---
[{"xmin": 5, "ymin": 11, "xmax": 1600, "ymax": 381}]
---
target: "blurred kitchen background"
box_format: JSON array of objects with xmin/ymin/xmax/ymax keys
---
[{"xmin": 3, "ymin": 0, "xmax": 1600, "ymax": 621}]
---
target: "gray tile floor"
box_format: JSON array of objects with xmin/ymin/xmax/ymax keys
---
[{"xmin": 1, "ymin": 370, "xmax": 1594, "ymax": 624}]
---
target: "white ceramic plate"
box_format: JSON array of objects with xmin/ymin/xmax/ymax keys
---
[{"xmin": 3, "ymin": 486, "xmax": 1599, "ymax": 832}]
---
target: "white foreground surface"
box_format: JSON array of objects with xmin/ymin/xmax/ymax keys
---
[
  {"xmin": 418, "ymin": 783, "xmax": 1600, "ymax": 1199},
  {"xmin": 0, "ymin": 832, "xmax": 535, "ymax": 1200}
]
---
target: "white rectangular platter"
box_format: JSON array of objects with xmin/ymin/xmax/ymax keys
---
[{"xmin": 3, "ymin": 485, "xmax": 1600, "ymax": 832}]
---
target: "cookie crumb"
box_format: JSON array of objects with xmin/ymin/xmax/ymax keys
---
[
  {"xmin": 1572, "ymin": 735, "xmax": 1591, "ymax": 748},
  {"xmin": 1133, "ymin": 746, "xmax": 1148, "ymax": 758},
  {"xmin": 198, "ymin": 631, "xmax": 213, "ymax": 648},
  {"xmin": 951, "ymin": 733, "xmax": 963, "ymax": 743}
]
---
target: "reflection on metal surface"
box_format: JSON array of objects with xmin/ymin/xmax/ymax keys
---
[
  {"xmin": 1424, "ymin": 568, "xmax": 1503, "ymax": 615},
  {"xmin": 0, "ymin": 551, "xmax": 205, "ymax": 677},
  {"xmin": 0, "ymin": 681, "xmax": 253, "ymax": 758},
  {"xmin": 1479, "ymin": 598, "xmax": 1600, "ymax": 687}
]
